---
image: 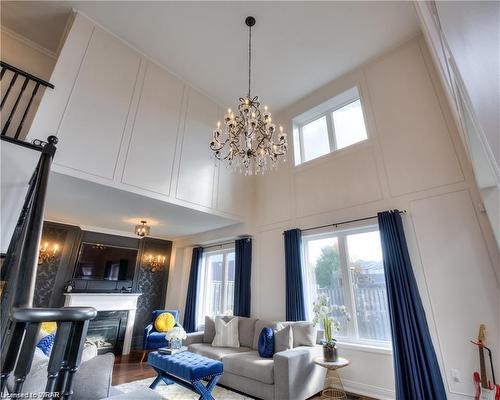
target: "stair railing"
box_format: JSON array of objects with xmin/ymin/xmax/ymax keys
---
[
  {"xmin": 0, "ymin": 61, "xmax": 54, "ymax": 139},
  {"xmin": 0, "ymin": 135, "xmax": 97, "ymax": 399}
]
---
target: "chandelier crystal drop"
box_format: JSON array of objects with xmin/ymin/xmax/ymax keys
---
[{"xmin": 210, "ymin": 16, "xmax": 288, "ymax": 175}]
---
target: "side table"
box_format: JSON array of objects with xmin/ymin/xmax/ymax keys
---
[{"xmin": 314, "ymin": 357, "xmax": 350, "ymax": 400}]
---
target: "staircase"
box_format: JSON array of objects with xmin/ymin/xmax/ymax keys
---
[{"xmin": 0, "ymin": 62, "xmax": 98, "ymax": 399}]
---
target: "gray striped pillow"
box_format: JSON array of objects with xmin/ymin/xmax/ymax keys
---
[{"xmin": 212, "ymin": 317, "xmax": 240, "ymax": 348}]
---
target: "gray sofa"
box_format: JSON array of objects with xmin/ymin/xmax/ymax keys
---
[
  {"xmin": 184, "ymin": 316, "xmax": 326, "ymax": 400},
  {"xmin": 5, "ymin": 344, "xmax": 160, "ymax": 400}
]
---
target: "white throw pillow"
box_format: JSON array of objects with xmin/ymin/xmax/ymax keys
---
[{"xmin": 212, "ymin": 317, "xmax": 240, "ymax": 348}]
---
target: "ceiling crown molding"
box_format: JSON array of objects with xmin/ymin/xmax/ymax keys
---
[{"xmin": 1, "ymin": 26, "xmax": 58, "ymax": 59}]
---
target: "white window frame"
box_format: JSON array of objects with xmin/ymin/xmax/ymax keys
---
[
  {"xmin": 197, "ymin": 247, "xmax": 235, "ymax": 329},
  {"xmin": 293, "ymin": 86, "xmax": 368, "ymax": 165},
  {"xmin": 302, "ymin": 224, "xmax": 392, "ymax": 350}
]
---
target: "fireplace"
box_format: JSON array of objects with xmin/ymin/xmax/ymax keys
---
[
  {"xmin": 87, "ymin": 311, "xmax": 128, "ymax": 355},
  {"xmin": 64, "ymin": 292, "xmax": 141, "ymax": 355}
]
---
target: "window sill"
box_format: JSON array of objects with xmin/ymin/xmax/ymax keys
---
[{"xmin": 335, "ymin": 340, "xmax": 393, "ymax": 355}]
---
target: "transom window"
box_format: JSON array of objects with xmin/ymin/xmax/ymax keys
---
[
  {"xmin": 293, "ymin": 87, "xmax": 368, "ymax": 165},
  {"xmin": 302, "ymin": 225, "xmax": 391, "ymax": 347},
  {"xmin": 197, "ymin": 248, "xmax": 235, "ymax": 328}
]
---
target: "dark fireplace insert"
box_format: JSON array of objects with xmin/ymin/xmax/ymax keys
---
[{"xmin": 86, "ymin": 310, "xmax": 128, "ymax": 355}]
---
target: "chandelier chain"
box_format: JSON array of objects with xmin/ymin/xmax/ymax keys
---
[{"xmin": 248, "ymin": 23, "xmax": 252, "ymax": 99}]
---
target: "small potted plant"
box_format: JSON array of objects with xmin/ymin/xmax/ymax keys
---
[
  {"xmin": 312, "ymin": 294, "xmax": 351, "ymax": 362},
  {"xmin": 166, "ymin": 326, "xmax": 187, "ymax": 350}
]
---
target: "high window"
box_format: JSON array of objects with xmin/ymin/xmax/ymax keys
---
[
  {"xmin": 293, "ymin": 87, "xmax": 368, "ymax": 165},
  {"xmin": 197, "ymin": 248, "xmax": 235, "ymax": 327},
  {"xmin": 302, "ymin": 225, "xmax": 391, "ymax": 347}
]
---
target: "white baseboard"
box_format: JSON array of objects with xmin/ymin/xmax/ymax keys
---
[{"xmin": 342, "ymin": 379, "xmax": 395, "ymax": 400}]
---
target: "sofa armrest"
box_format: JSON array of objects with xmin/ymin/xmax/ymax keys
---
[
  {"xmin": 184, "ymin": 331, "xmax": 204, "ymax": 346},
  {"xmin": 274, "ymin": 345, "xmax": 326, "ymax": 400}
]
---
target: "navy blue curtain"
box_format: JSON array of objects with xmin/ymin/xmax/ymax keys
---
[
  {"xmin": 184, "ymin": 247, "xmax": 203, "ymax": 333},
  {"xmin": 378, "ymin": 210, "xmax": 446, "ymax": 400},
  {"xmin": 234, "ymin": 238, "xmax": 252, "ymax": 317},
  {"xmin": 284, "ymin": 229, "xmax": 306, "ymax": 321}
]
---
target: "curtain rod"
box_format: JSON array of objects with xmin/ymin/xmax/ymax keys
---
[
  {"xmin": 299, "ymin": 210, "xmax": 407, "ymax": 233},
  {"xmin": 196, "ymin": 236, "xmax": 251, "ymax": 250}
]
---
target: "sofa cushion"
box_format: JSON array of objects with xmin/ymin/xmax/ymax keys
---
[
  {"xmin": 203, "ymin": 315, "xmax": 234, "ymax": 343},
  {"xmin": 72, "ymin": 353, "xmax": 115, "ymax": 400},
  {"xmin": 223, "ymin": 351, "xmax": 274, "ymax": 384},
  {"xmin": 275, "ymin": 325, "xmax": 293, "ymax": 353},
  {"xmin": 212, "ymin": 317, "xmax": 239, "ymax": 348},
  {"xmin": 188, "ymin": 343, "xmax": 251, "ymax": 360},
  {"xmin": 253, "ymin": 320, "xmax": 281, "ymax": 349},
  {"xmin": 154, "ymin": 312, "xmax": 176, "ymax": 332},
  {"xmin": 147, "ymin": 331, "xmax": 168, "ymax": 347},
  {"xmin": 238, "ymin": 317, "xmax": 257, "ymax": 348},
  {"xmin": 258, "ymin": 328, "xmax": 274, "ymax": 358},
  {"xmin": 290, "ymin": 322, "xmax": 317, "ymax": 347}
]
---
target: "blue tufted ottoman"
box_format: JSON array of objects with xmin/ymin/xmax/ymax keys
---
[{"xmin": 148, "ymin": 351, "xmax": 223, "ymax": 400}]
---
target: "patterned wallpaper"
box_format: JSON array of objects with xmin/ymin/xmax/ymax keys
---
[
  {"xmin": 132, "ymin": 238, "xmax": 171, "ymax": 348},
  {"xmin": 33, "ymin": 227, "xmax": 67, "ymax": 307}
]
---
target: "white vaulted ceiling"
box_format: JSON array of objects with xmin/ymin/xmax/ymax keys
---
[{"xmin": 1, "ymin": 1, "xmax": 420, "ymax": 112}]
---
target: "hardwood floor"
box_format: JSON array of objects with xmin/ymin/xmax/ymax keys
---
[
  {"xmin": 113, "ymin": 350, "xmax": 156, "ymax": 386},
  {"xmin": 113, "ymin": 350, "xmax": 375, "ymax": 400}
]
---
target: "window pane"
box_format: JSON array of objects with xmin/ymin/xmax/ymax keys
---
[
  {"xmin": 301, "ymin": 116, "xmax": 330, "ymax": 162},
  {"xmin": 206, "ymin": 253, "xmax": 224, "ymax": 316},
  {"xmin": 306, "ymin": 237, "xmax": 348, "ymax": 336},
  {"xmin": 346, "ymin": 231, "xmax": 391, "ymax": 342},
  {"xmin": 332, "ymin": 99, "xmax": 367, "ymax": 150}
]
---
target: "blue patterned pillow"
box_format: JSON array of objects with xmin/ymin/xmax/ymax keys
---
[
  {"xmin": 258, "ymin": 327, "xmax": 274, "ymax": 358},
  {"xmin": 37, "ymin": 333, "xmax": 55, "ymax": 356}
]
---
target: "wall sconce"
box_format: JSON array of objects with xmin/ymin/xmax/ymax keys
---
[
  {"xmin": 38, "ymin": 242, "xmax": 60, "ymax": 265},
  {"xmin": 144, "ymin": 254, "xmax": 166, "ymax": 272},
  {"xmin": 135, "ymin": 220, "xmax": 150, "ymax": 237}
]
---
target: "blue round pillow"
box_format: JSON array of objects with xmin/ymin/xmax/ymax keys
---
[{"xmin": 258, "ymin": 327, "xmax": 274, "ymax": 358}]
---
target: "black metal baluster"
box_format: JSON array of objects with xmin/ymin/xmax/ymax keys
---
[
  {"xmin": 14, "ymin": 82, "xmax": 40, "ymax": 139},
  {"xmin": 45, "ymin": 322, "xmax": 72, "ymax": 397},
  {"xmin": 0, "ymin": 67, "xmax": 6, "ymax": 80},
  {"xmin": 0, "ymin": 322, "xmax": 26, "ymax": 393},
  {"xmin": 12, "ymin": 322, "xmax": 40, "ymax": 394},
  {"xmin": 61, "ymin": 320, "xmax": 90, "ymax": 400},
  {"xmin": 2, "ymin": 77, "xmax": 29, "ymax": 137},
  {"xmin": 0, "ymin": 72, "xmax": 18, "ymax": 110}
]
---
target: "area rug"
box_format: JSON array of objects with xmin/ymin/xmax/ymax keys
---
[{"xmin": 115, "ymin": 377, "xmax": 255, "ymax": 399}]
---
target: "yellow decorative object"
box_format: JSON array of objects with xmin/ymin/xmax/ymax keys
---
[
  {"xmin": 41, "ymin": 322, "xmax": 57, "ymax": 334},
  {"xmin": 154, "ymin": 312, "xmax": 176, "ymax": 332}
]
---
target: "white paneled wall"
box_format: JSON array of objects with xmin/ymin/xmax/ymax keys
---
[
  {"xmin": 176, "ymin": 88, "xmax": 218, "ymax": 209},
  {"xmin": 121, "ymin": 61, "xmax": 184, "ymax": 196},
  {"xmin": 169, "ymin": 36, "xmax": 499, "ymax": 399},
  {"xmin": 55, "ymin": 28, "xmax": 141, "ymax": 179},
  {"xmin": 28, "ymin": 12, "xmax": 252, "ymax": 221}
]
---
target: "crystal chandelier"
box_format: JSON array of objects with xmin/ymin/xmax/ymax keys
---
[{"xmin": 210, "ymin": 16, "xmax": 288, "ymax": 175}]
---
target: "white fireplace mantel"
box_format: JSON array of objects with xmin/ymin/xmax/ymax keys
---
[{"xmin": 64, "ymin": 292, "xmax": 141, "ymax": 355}]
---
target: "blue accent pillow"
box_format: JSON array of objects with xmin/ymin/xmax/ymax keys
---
[
  {"xmin": 258, "ymin": 327, "xmax": 274, "ymax": 358},
  {"xmin": 36, "ymin": 333, "xmax": 55, "ymax": 356}
]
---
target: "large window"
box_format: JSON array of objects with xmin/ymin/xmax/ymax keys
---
[
  {"xmin": 293, "ymin": 87, "xmax": 368, "ymax": 165},
  {"xmin": 197, "ymin": 248, "xmax": 235, "ymax": 327},
  {"xmin": 302, "ymin": 225, "xmax": 391, "ymax": 347}
]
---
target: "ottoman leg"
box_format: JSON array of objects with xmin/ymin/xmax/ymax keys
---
[
  {"xmin": 149, "ymin": 374, "xmax": 163, "ymax": 390},
  {"xmin": 192, "ymin": 375, "xmax": 220, "ymax": 400}
]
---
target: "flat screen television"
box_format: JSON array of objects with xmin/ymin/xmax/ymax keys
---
[{"xmin": 74, "ymin": 243, "xmax": 137, "ymax": 281}]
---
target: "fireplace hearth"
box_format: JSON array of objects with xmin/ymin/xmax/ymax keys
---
[{"xmin": 87, "ymin": 310, "xmax": 128, "ymax": 355}]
